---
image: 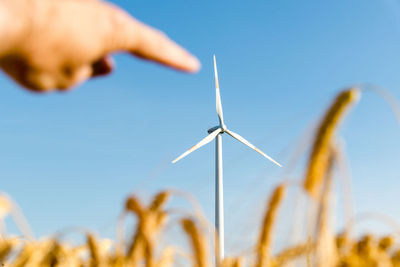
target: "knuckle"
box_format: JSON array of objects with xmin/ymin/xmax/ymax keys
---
[
  {"xmin": 0, "ymin": 55, "xmax": 56, "ymax": 92},
  {"xmin": 27, "ymin": 71, "xmax": 57, "ymax": 92},
  {"xmin": 56, "ymin": 65, "xmax": 92, "ymax": 90},
  {"xmin": 135, "ymin": 27, "xmax": 169, "ymax": 55}
]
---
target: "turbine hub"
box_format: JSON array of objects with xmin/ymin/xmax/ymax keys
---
[{"xmin": 207, "ymin": 125, "xmax": 221, "ymax": 134}]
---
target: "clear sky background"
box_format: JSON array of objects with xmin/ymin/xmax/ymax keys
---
[{"xmin": 2, "ymin": 0, "xmax": 400, "ymax": 254}]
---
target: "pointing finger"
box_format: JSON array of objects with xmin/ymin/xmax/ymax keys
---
[
  {"xmin": 132, "ymin": 24, "xmax": 201, "ymax": 72},
  {"xmin": 102, "ymin": 3, "xmax": 200, "ymax": 72}
]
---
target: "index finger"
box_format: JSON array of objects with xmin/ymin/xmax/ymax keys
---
[
  {"xmin": 103, "ymin": 4, "xmax": 201, "ymax": 72},
  {"xmin": 133, "ymin": 23, "xmax": 201, "ymax": 72}
]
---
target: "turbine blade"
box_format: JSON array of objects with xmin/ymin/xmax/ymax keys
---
[
  {"xmin": 172, "ymin": 128, "xmax": 222, "ymax": 164},
  {"xmin": 214, "ymin": 55, "xmax": 224, "ymax": 125},
  {"xmin": 225, "ymin": 129, "xmax": 282, "ymax": 167}
]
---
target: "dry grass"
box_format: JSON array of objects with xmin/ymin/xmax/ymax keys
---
[{"xmin": 1, "ymin": 87, "xmax": 399, "ymax": 266}]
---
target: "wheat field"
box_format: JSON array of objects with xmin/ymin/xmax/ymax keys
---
[{"xmin": 1, "ymin": 87, "xmax": 399, "ymax": 267}]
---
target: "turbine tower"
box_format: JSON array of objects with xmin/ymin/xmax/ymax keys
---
[{"xmin": 172, "ymin": 55, "xmax": 281, "ymax": 263}]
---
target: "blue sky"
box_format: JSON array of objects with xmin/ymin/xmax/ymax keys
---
[{"xmin": 2, "ymin": 0, "xmax": 400, "ymax": 253}]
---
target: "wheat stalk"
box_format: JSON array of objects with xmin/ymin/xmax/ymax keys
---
[
  {"xmin": 181, "ymin": 217, "xmax": 208, "ymax": 267},
  {"xmin": 255, "ymin": 184, "xmax": 286, "ymax": 267},
  {"xmin": 304, "ymin": 88, "xmax": 360, "ymax": 197}
]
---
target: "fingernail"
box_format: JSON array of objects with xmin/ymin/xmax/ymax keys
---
[{"xmin": 187, "ymin": 55, "xmax": 201, "ymax": 72}]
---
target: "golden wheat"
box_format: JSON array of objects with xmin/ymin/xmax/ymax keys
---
[
  {"xmin": 1, "ymin": 88, "xmax": 399, "ymax": 267},
  {"xmin": 304, "ymin": 88, "xmax": 360, "ymax": 197},
  {"xmin": 255, "ymin": 184, "xmax": 286, "ymax": 267},
  {"xmin": 181, "ymin": 217, "xmax": 209, "ymax": 267}
]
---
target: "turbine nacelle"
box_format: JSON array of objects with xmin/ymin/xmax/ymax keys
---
[{"xmin": 208, "ymin": 124, "xmax": 227, "ymax": 134}]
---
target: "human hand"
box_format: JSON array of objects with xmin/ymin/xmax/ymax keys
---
[{"xmin": 0, "ymin": 0, "xmax": 200, "ymax": 92}]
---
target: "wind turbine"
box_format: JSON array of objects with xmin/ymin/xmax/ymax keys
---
[{"xmin": 172, "ymin": 55, "xmax": 281, "ymax": 263}]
